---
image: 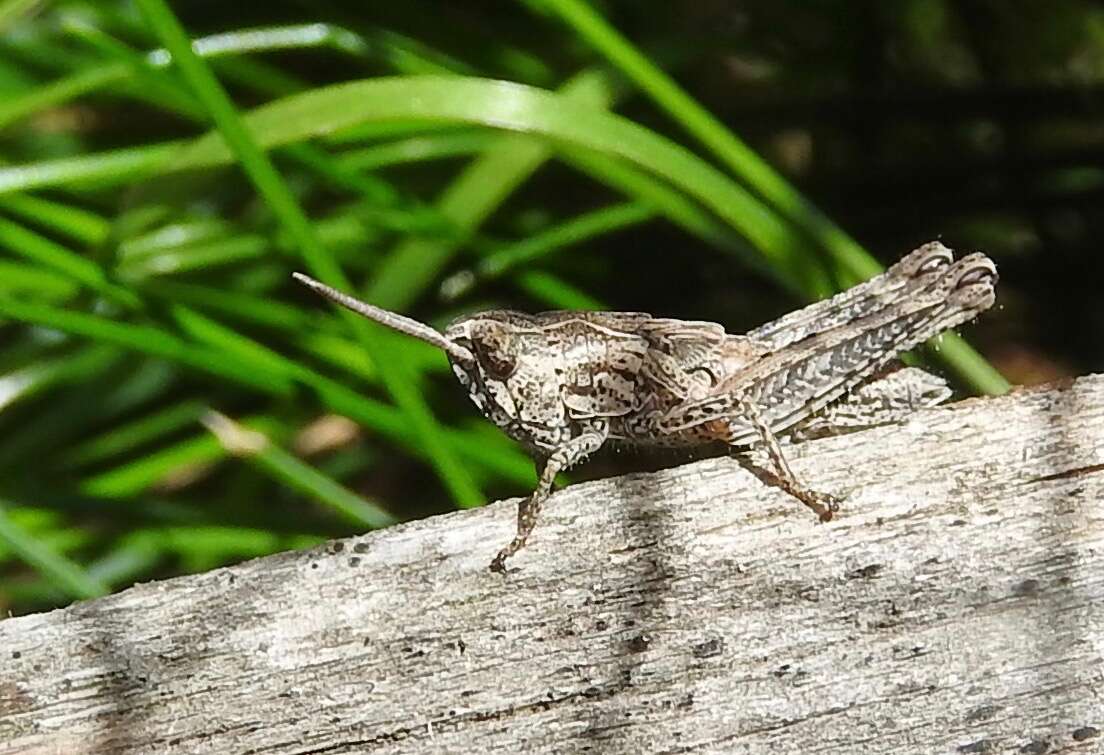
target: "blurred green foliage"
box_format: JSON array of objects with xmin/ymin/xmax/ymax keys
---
[{"xmin": 1, "ymin": 0, "xmax": 1100, "ymax": 615}]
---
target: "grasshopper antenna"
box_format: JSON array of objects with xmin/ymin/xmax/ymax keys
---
[{"xmin": 293, "ymin": 273, "xmax": 475, "ymax": 363}]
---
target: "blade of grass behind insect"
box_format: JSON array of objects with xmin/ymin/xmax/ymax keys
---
[
  {"xmin": 0, "ymin": 344, "xmax": 119, "ymax": 414},
  {"xmin": 440, "ymin": 201, "xmax": 654, "ymax": 300},
  {"xmin": 364, "ymin": 67, "xmax": 620, "ymax": 311},
  {"xmin": 0, "ymin": 499, "xmax": 109, "ymax": 600},
  {"xmin": 61, "ymin": 399, "xmax": 207, "ymax": 469},
  {"xmin": 202, "ymin": 411, "xmax": 398, "ymax": 529},
  {"xmin": 79, "ymin": 414, "xmax": 282, "ymax": 498},
  {"xmin": 0, "ymin": 0, "xmax": 41, "ymax": 32},
  {"xmin": 338, "ymin": 131, "xmax": 501, "ymax": 172},
  {"xmin": 0, "ymin": 216, "xmax": 139, "ymax": 308},
  {"xmin": 136, "ymin": 0, "xmax": 482, "ymax": 508},
  {"xmin": 0, "ymin": 298, "xmax": 296, "ymax": 395},
  {"xmin": 517, "ymin": 270, "xmax": 605, "ymax": 310},
  {"xmin": 0, "ymin": 194, "xmax": 111, "ymax": 246},
  {"xmin": 0, "ymin": 260, "xmax": 78, "ymax": 298},
  {"xmin": 0, "ymin": 62, "xmax": 129, "ymax": 131},
  {"xmin": 0, "ymin": 508, "xmax": 90, "ymax": 566},
  {"xmin": 0, "ymin": 141, "xmax": 184, "ymax": 195}
]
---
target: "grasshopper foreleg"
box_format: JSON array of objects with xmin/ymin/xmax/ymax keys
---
[{"xmin": 490, "ymin": 427, "xmax": 608, "ymax": 573}]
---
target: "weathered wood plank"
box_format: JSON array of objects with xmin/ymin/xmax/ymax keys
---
[{"xmin": 2, "ymin": 376, "xmax": 1103, "ymax": 754}]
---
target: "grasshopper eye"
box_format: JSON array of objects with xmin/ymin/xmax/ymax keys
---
[
  {"xmin": 481, "ymin": 349, "xmax": 517, "ymax": 381},
  {"xmin": 468, "ymin": 324, "xmax": 517, "ymax": 380}
]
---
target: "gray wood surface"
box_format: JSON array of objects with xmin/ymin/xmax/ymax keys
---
[{"xmin": 2, "ymin": 375, "xmax": 1103, "ymax": 754}]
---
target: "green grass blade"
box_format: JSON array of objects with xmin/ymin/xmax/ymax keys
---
[
  {"xmin": 202, "ymin": 411, "xmax": 398, "ymax": 529},
  {"xmin": 0, "ymin": 298, "xmax": 295, "ymax": 395},
  {"xmin": 366, "ymin": 68, "xmax": 620, "ymax": 310},
  {"xmin": 0, "ymin": 344, "xmax": 119, "ymax": 414},
  {"xmin": 61, "ymin": 399, "xmax": 207, "ymax": 469},
  {"xmin": 0, "ymin": 216, "xmax": 139, "ymax": 307},
  {"xmin": 442, "ymin": 201, "xmax": 654, "ymax": 300},
  {"xmin": 516, "ymin": 270, "xmax": 604, "ymax": 310},
  {"xmin": 0, "ymin": 194, "xmax": 112, "ymax": 246},
  {"xmin": 0, "ymin": 142, "xmax": 184, "ymax": 195},
  {"xmin": 78, "ymin": 416, "xmax": 279, "ymax": 498},
  {"xmin": 0, "ymin": 260, "xmax": 78, "ymax": 298},
  {"xmin": 338, "ymin": 131, "xmax": 499, "ymax": 171},
  {"xmin": 0, "ymin": 63, "xmax": 128, "ymax": 130},
  {"xmin": 0, "ymin": 500, "xmax": 109, "ymax": 600}
]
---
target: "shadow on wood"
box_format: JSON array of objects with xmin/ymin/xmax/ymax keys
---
[{"xmin": 1, "ymin": 376, "xmax": 1102, "ymax": 754}]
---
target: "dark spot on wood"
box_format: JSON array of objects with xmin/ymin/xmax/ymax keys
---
[
  {"xmin": 348, "ymin": 557, "xmax": 360, "ymax": 567},
  {"xmin": 594, "ymin": 619, "xmax": 608, "ymax": 631},
  {"xmin": 311, "ymin": 562, "xmax": 318, "ymax": 569},
  {"xmin": 11, "ymin": 651, "xmax": 19, "ymax": 659},
  {"xmin": 353, "ymin": 542, "xmax": 371, "ymax": 553},
  {"xmin": 958, "ymin": 738, "xmax": 995, "ymax": 753},
  {"xmin": 693, "ymin": 638, "xmax": 724, "ymax": 659},
  {"xmin": 966, "ymin": 704, "xmax": 1000, "ymax": 722},
  {"xmin": 332, "ymin": 541, "xmax": 345, "ymax": 553},
  {"xmin": 1073, "ymin": 726, "xmax": 1099, "ymax": 741},
  {"xmin": 625, "ymin": 634, "xmax": 651, "ymax": 653},
  {"xmin": 1018, "ymin": 739, "xmax": 1049, "ymax": 754},
  {"xmin": 848, "ymin": 563, "xmax": 883, "ymax": 579},
  {"xmin": 455, "ymin": 639, "xmax": 466, "ymax": 655},
  {"xmin": 1012, "ymin": 578, "xmax": 1040, "ymax": 597}
]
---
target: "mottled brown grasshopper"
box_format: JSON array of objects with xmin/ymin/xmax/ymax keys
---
[{"xmin": 294, "ymin": 241, "xmax": 997, "ymax": 572}]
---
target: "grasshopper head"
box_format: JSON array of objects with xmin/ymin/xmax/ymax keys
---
[{"xmin": 443, "ymin": 312, "xmax": 537, "ymax": 422}]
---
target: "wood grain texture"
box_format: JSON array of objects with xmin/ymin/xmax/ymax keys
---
[{"xmin": 2, "ymin": 376, "xmax": 1103, "ymax": 755}]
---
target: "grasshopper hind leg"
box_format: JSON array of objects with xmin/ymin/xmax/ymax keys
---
[
  {"xmin": 732, "ymin": 365, "xmax": 951, "ymax": 521},
  {"xmin": 733, "ymin": 396, "xmax": 840, "ymax": 522}
]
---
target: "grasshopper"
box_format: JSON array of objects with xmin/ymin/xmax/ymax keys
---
[{"xmin": 294, "ymin": 241, "xmax": 997, "ymax": 572}]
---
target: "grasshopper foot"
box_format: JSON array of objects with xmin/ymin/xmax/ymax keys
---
[
  {"xmin": 489, "ymin": 551, "xmax": 510, "ymax": 574},
  {"xmin": 791, "ymin": 485, "xmax": 841, "ymax": 522},
  {"xmin": 489, "ymin": 538, "xmax": 524, "ymax": 574}
]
